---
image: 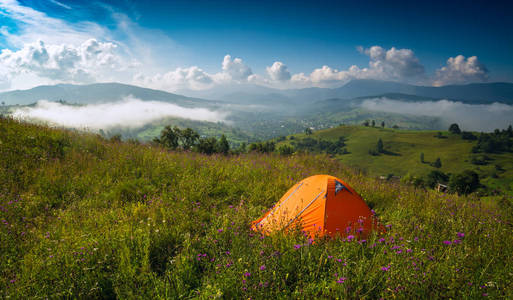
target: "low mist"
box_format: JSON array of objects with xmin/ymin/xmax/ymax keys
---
[
  {"xmin": 11, "ymin": 98, "xmax": 228, "ymax": 130},
  {"xmin": 361, "ymin": 98, "xmax": 513, "ymax": 132}
]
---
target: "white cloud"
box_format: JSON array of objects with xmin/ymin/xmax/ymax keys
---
[
  {"xmin": 134, "ymin": 66, "xmax": 214, "ymax": 91},
  {"xmin": 0, "ymin": 0, "xmax": 107, "ymax": 47},
  {"xmin": 221, "ymin": 54, "xmax": 253, "ymax": 81},
  {"xmin": 11, "ymin": 98, "xmax": 228, "ymax": 130},
  {"xmin": 433, "ymin": 55, "xmax": 488, "ymax": 86},
  {"xmin": 366, "ymin": 46, "xmax": 425, "ymax": 78},
  {"xmin": 0, "ymin": 39, "xmax": 129, "ymax": 84},
  {"xmin": 134, "ymin": 54, "xmax": 258, "ymax": 92},
  {"xmin": 49, "ymin": 0, "xmax": 72, "ymax": 10},
  {"xmin": 266, "ymin": 61, "xmax": 291, "ymax": 81},
  {"xmin": 288, "ymin": 46, "xmax": 425, "ymax": 88},
  {"xmin": 0, "ymin": 0, "xmax": 173, "ymax": 90},
  {"xmin": 361, "ymin": 98, "xmax": 513, "ymax": 132}
]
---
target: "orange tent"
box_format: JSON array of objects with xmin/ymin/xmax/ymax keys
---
[{"xmin": 252, "ymin": 175, "xmax": 377, "ymax": 238}]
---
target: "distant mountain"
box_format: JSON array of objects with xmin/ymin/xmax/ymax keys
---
[
  {"xmin": 333, "ymin": 79, "xmax": 513, "ymax": 104},
  {"xmin": 0, "ymin": 82, "xmax": 217, "ymax": 108},
  {"xmin": 2, "ymin": 80, "xmax": 513, "ymax": 109},
  {"xmin": 180, "ymin": 79, "xmax": 513, "ymax": 105}
]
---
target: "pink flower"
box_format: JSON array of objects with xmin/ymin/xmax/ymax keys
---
[
  {"xmin": 336, "ymin": 277, "xmax": 347, "ymax": 283},
  {"xmin": 442, "ymin": 240, "xmax": 452, "ymax": 245},
  {"xmin": 259, "ymin": 265, "xmax": 266, "ymax": 271},
  {"xmin": 380, "ymin": 265, "xmax": 391, "ymax": 271},
  {"xmin": 347, "ymin": 235, "xmax": 355, "ymax": 241}
]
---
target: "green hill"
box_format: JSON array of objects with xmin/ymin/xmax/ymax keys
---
[
  {"xmin": 277, "ymin": 125, "xmax": 513, "ymax": 195},
  {"xmin": 1, "ymin": 117, "xmax": 512, "ymax": 298}
]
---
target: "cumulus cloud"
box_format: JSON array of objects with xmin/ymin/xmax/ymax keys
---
[
  {"xmin": 266, "ymin": 61, "xmax": 291, "ymax": 81},
  {"xmin": 0, "ymin": 39, "xmax": 128, "ymax": 83},
  {"xmin": 433, "ymin": 55, "xmax": 488, "ymax": 86},
  {"xmin": 289, "ymin": 46, "xmax": 425, "ymax": 88},
  {"xmin": 11, "ymin": 98, "xmax": 228, "ymax": 130},
  {"xmin": 134, "ymin": 54, "xmax": 258, "ymax": 91},
  {"xmin": 134, "ymin": 66, "xmax": 214, "ymax": 91},
  {"xmin": 221, "ymin": 54, "xmax": 253, "ymax": 81},
  {"xmin": 0, "ymin": 0, "xmax": 171, "ymax": 90},
  {"xmin": 365, "ymin": 46, "xmax": 425, "ymax": 78},
  {"xmin": 361, "ymin": 98, "xmax": 513, "ymax": 132}
]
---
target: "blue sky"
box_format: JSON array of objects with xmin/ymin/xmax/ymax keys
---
[{"xmin": 0, "ymin": 0, "xmax": 511, "ymax": 91}]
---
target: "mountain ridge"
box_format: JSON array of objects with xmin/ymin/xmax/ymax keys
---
[
  {"xmin": 1, "ymin": 80, "xmax": 513, "ymax": 108},
  {"xmin": 0, "ymin": 82, "xmax": 218, "ymax": 108}
]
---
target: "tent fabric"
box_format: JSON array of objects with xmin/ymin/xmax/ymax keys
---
[{"xmin": 252, "ymin": 174, "xmax": 377, "ymax": 238}]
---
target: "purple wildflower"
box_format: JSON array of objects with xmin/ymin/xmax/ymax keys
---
[
  {"xmin": 457, "ymin": 232, "xmax": 465, "ymax": 238},
  {"xmin": 347, "ymin": 235, "xmax": 355, "ymax": 241},
  {"xmin": 244, "ymin": 272, "xmax": 251, "ymax": 277},
  {"xmin": 294, "ymin": 244, "xmax": 302, "ymax": 249},
  {"xmin": 259, "ymin": 265, "xmax": 266, "ymax": 271},
  {"xmin": 380, "ymin": 265, "xmax": 391, "ymax": 271},
  {"xmin": 336, "ymin": 277, "xmax": 347, "ymax": 283},
  {"xmin": 453, "ymin": 239, "xmax": 462, "ymax": 244},
  {"xmin": 442, "ymin": 240, "xmax": 452, "ymax": 245}
]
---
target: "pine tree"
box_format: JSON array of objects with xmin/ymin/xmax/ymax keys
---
[
  {"xmin": 217, "ymin": 134, "xmax": 230, "ymax": 155},
  {"xmin": 433, "ymin": 157, "xmax": 442, "ymax": 168},
  {"xmin": 376, "ymin": 138, "xmax": 384, "ymax": 153}
]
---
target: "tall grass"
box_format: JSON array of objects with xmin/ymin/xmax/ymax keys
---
[{"xmin": 1, "ymin": 117, "xmax": 512, "ymax": 298}]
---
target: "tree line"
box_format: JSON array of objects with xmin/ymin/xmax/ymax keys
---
[{"xmin": 153, "ymin": 126, "xmax": 230, "ymax": 155}]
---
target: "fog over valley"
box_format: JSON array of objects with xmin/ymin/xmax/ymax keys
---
[
  {"xmin": 11, "ymin": 98, "xmax": 229, "ymax": 130},
  {"xmin": 360, "ymin": 98, "xmax": 513, "ymax": 132}
]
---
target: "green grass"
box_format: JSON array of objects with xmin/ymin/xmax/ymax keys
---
[
  {"xmin": 1, "ymin": 117, "xmax": 513, "ymax": 298},
  {"xmin": 279, "ymin": 125, "xmax": 513, "ymax": 194}
]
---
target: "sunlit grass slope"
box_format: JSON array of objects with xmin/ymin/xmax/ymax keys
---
[
  {"xmin": 1, "ymin": 117, "xmax": 512, "ymax": 298},
  {"xmin": 280, "ymin": 125, "xmax": 513, "ymax": 193}
]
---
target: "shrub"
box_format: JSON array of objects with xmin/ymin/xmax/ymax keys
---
[
  {"xmin": 448, "ymin": 123, "xmax": 461, "ymax": 134},
  {"xmin": 448, "ymin": 170, "xmax": 480, "ymax": 195},
  {"xmin": 277, "ymin": 144, "xmax": 294, "ymax": 156},
  {"xmin": 425, "ymin": 170, "xmax": 449, "ymax": 189}
]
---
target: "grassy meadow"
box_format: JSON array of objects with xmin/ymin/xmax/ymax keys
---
[
  {"xmin": 1, "ymin": 117, "xmax": 513, "ymax": 298},
  {"xmin": 278, "ymin": 125, "xmax": 513, "ymax": 195}
]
